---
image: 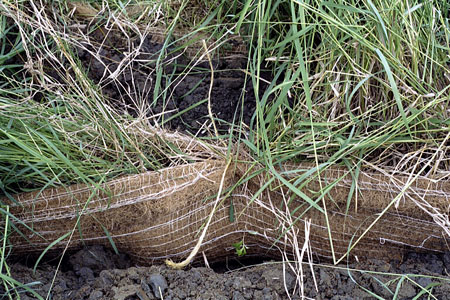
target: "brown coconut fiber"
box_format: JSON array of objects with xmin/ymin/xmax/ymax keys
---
[{"xmin": 3, "ymin": 143, "xmax": 450, "ymax": 266}]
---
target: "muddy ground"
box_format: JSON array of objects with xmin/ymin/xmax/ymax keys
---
[
  {"xmin": 4, "ymin": 17, "xmax": 450, "ymax": 300},
  {"xmin": 5, "ymin": 245, "xmax": 450, "ymax": 299}
]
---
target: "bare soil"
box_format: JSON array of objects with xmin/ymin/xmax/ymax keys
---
[
  {"xmin": 71, "ymin": 24, "xmax": 270, "ymax": 135},
  {"xmin": 6, "ymin": 245, "xmax": 450, "ymax": 299}
]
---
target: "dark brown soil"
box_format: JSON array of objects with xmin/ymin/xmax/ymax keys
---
[
  {"xmin": 5, "ymin": 245, "xmax": 450, "ymax": 299},
  {"xmin": 73, "ymin": 24, "xmax": 271, "ymax": 135}
]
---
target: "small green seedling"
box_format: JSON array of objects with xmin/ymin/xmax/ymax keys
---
[{"xmin": 232, "ymin": 240, "xmax": 248, "ymax": 257}]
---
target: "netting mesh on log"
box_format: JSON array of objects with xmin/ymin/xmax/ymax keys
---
[{"xmin": 3, "ymin": 142, "xmax": 450, "ymax": 265}]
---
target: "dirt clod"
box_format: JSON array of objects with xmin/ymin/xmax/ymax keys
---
[
  {"xmin": 5, "ymin": 246, "xmax": 450, "ymax": 299},
  {"xmin": 147, "ymin": 273, "xmax": 167, "ymax": 299}
]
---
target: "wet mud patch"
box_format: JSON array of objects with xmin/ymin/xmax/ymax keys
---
[{"xmin": 5, "ymin": 246, "xmax": 450, "ymax": 299}]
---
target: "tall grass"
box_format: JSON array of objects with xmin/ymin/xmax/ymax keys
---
[
  {"xmin": 0, "ymin": 3, "xmax": 191, "ymax": 297},
  {"xmin": 225, "ymin": 0, "xmax": 450, "ymax": 259},
  {"xmin": 237, "ymin": 0, "xmax": 449, "ymax": 164},
  {"xmin": 224, "ymin": 0, "xmax": 449, "ymax": 296},
  {"xmin": 0, "ymin": 12, "xmax": 186, "ymax": 197}
]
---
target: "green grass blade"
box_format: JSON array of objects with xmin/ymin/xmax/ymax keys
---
[
  {"xmin": 33, "ymin": 232, "xmax": 71, "ymax": 274},
  {"xmin": 375, "ymin": 48, "xmax": 412, "ymax": 136}
]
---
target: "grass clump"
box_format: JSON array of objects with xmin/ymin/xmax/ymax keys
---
[
  {"xmin": 0, "ymin": 7, "xmax": 192, "ymax": 196},
  {"xmin": 237, "ymin": 0, "xmax": 450, "ymax": 165}
]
